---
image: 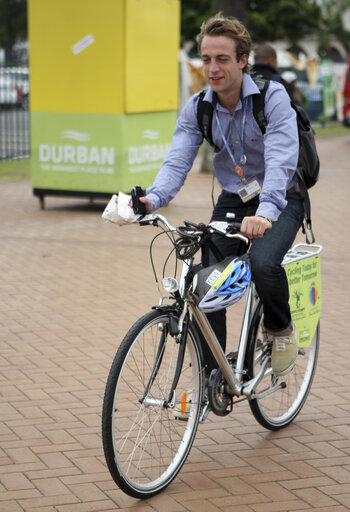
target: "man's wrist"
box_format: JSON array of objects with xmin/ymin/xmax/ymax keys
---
[{"xmin": 258, "ymin": 215, "xmax": 273, "ymax": 225}]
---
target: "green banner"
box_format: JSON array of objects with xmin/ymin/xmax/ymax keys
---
[
  {"xmin": 121, "ymin": 111, "xmax": 176, "ymax": 191},
  {"xmin": 320, "ymin": 59, "xmax": 336, "ymax": 119},
  {"xmin": 286, "ymin": 255, "xmax": 322, "ymax": 347},
  {"xmin": 31, "ymin": 111, "xmax": 177, "ymax": 194},
  {"xmin": 31, "ymin": 112, "xmax": 123, "ymax": 192}
]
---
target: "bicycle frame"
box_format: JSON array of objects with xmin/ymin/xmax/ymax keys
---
[
  {"xmin": 164, "ymin": 246, "xmax": 261, "ymax": 399},
  {"xmin": 190, "ymin": 284, "xmax": 255, "ymax": 397}
]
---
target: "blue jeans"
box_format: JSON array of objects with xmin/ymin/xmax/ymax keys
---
[{"xmin": 201, "ymin": 191, "xmax": 304, "ymax": 372}]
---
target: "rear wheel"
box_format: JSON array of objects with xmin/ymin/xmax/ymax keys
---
[
  {"xmin": 247, "ymin": 300, "xmax": 319, "ymax": 430},
  {"xmin": 102, "ymin": 309, "xmax": 203, "ymax": 498}
]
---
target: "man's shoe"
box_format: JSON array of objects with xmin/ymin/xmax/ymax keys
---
[{"xmin": 265, "ymin": 321, "xmax": 298, "ymax": 375}]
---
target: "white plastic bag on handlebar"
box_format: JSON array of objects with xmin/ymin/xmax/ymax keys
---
[{"xmin": 101, "ymin": 193, "xmax": 140, "ymax": 225}]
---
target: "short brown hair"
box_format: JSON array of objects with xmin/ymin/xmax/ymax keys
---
[
  {"xmin": 196, "ymin": 12, "xmax": 252, "ymax": 72},
  {"xmin": 254, "ymin": 43, "xmax": 277, "ymax": 64}
]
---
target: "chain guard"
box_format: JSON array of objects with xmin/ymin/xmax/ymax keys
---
[{"xmin": 207, "ymin": 368, "xmax": 233, "ymax": 416}]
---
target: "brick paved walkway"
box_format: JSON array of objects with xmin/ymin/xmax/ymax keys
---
[{"xmin": 0, "ymin": 134, "xmax": 349, "ymax": 512}]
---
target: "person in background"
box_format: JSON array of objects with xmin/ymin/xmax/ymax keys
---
[{"xmin": 252, "ymin": 43, "xmax": 292, "ymax": 98}]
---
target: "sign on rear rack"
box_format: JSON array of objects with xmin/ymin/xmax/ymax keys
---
[{"xmin": 283, "ymin": 244, "xmax": 322, "ymax": 348}]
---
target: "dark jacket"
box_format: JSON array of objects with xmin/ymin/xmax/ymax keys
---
[{"xmin": 252, "ymin": 63, "xmax": 293, "ymax": 99}]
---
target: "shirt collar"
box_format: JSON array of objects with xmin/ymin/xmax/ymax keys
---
[{"xmin": 203, "ymin": 73, "xmax": 260, "ymax": 109}]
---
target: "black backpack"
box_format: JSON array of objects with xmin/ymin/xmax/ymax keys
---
[{"xmin": 197, "ymin": 78, "xmax": 319, "ymax": 243}]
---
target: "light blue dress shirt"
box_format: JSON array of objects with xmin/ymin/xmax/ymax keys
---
[{"xmin": 146, "ymin": 73, "xmax": 299, "ymax": 222}]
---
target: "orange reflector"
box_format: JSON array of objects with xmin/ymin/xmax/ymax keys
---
[{"xmin": 180, "ymin": 392, "xmax": 187, "ymax": 415}]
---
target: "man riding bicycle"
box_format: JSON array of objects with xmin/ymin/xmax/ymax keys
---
[{"xmin": 137, "ymin": 13, "xmax": 304, "ymax": 377}]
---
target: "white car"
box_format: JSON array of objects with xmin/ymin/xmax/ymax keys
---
[
  {"xmin": 0, "ymin": 68, "xmax": 29, "ymax": 109},
  {"xmin": 0, "ymin": 75, "xmax": 20, "ymax": 106}
]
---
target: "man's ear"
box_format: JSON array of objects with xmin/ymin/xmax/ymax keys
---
[{"xmin": 239, "ymin": 53, "xmax": 248, "ymax": 70}]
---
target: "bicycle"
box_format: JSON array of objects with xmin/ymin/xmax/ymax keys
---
[{"xmin": 102, "ymin": 212, "xmax": 322, "ymax": 498}]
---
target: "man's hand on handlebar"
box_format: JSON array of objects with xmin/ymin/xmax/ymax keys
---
[
  {"xmin": 138, "ymin": 196, "xmax": 152, "ymax": 214},
  {"xmin": 240, "ymin": 216, "xmax": 272, "ymax": 239},
  {"xmin": 113, "ymin": 195, "xmax": 152, "ymax": 214}
]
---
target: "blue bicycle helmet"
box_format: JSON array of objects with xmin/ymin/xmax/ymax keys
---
[{"xmin": 191, "ymin": 256, "xmax": 251, "ymax": 313}]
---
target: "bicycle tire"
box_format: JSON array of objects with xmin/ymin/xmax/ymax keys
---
[
  {"xmin": 102, "ymin": 309, "xmax": 203, "ymax": 498},
  {"xmin": 246, "ymin": 300, "xmax": 319, "ymax": 430}
]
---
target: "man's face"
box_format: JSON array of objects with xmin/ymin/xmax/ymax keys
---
[{"xmin": 200, "ymin": 35, "xmax": 248, "ymax": 95}]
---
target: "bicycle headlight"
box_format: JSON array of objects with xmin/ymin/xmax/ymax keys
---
[{"xmin": 161, "ymin": 277, "xmax": 179, "ymax": 293}]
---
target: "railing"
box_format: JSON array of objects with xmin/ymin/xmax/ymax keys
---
[{"xmin": 0, "ymin": 66, "xmax": 30, "ymax": 160}]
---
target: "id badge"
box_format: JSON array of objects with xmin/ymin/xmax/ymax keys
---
[{"xmin": 238, "ymin": 179, "xmax": 262, "ymax": 203}]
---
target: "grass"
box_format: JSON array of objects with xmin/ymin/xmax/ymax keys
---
[
  {"xmin": 0, "ymin": 122, "xmax": 348, "ymax": 183},
  {"xmin": 0, "ymin": 157, "xmax": 30, "ymax": 182},
  {"xmin": 313, "ymin": 121, "xmax": 350, "ymax": 138}
]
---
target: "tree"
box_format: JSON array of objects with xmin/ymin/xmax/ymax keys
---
[
  {"xmin": 247, "ymin": 0, "xmax": 321, "ymax": 50},
  {"xmin": 181, "ymin": 0, "xmax": 212, "ymax": 44},
  {"xmin": 317, "ymin": 0, "xmax": 350, "ymax": 57},
  {"xmin": 181, "ymin": 0, "xmax": 321, "ymax": 52},
  {"xmin": 181, "ymin": 0, "xmax": 248, "ymax": 45},
  {"xmin": 0, "ymin": 0, "xmax": 27, "ymax": 64}
]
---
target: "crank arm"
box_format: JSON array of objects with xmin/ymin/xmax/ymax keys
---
[
  {"xmin": 251, "ymin": 381, "xmax": 287, "ymax": 400},
  {"xmin": 241, "ymin": 356, "xmax": 270, "ymax": 398}
]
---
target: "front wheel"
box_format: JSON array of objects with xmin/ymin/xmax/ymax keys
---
[
  {"xmin": 246, "ymin": 300, "xmax": 319, "ymax": 430},
  {"xmin": 102, "ymin": 309, "xmax": 203, "ymax": 498}
]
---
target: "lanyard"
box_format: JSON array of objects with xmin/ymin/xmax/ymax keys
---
[{"xmin": 214, "ymin": 95, "xmax": 248, "ymax": 184}]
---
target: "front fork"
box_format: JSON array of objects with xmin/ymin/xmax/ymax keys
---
[{"xmin": 141, "ymin": 301, "xmax": 190, "ymax": 409}]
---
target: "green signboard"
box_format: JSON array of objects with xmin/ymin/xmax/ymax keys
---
[
  {"xmin": 286, "ymin": 255, "xmax": 322, "ymax": 347},
  {"xmin": 320, "ymin": 59, "xmax": 336, "ymax": 119},
  {"xmin": 31, "ymin": 111, "xmax": 177, "ymax": 194}
]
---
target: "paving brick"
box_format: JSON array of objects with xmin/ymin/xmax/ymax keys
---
[
  {"xmin": 297, "ymin": 509, "xmax": 348, "ymax": 512},
  {"xmin": 67, "ymin": 483, "xmax": 107, "ymax": 502},
  {"xmin": 211, "ymin": 493, "xmax": 270, "ymax": 507},
  {"xmin": 281, "ymin": 476, "xmax": 334, "ymax": 490},
  {"xmin": 147, "ymin": 492, "xmax": 187, "ymax": 511},
  {"xmin": 0, "ymin": 501, "xmax": 24, "ymax": 512},
  {"xmin": 179, "ymin": 472, "xmax": 219, "ymax": 491},
  {"xmin": 0, "ymin": 472, "xmax": 34, "ymax": 490},
  {"xmin": 37, "ymin": 452, "xmax": 74, "ymax": 469},
  {"xmin": 32, "ymin": 477, "xmax": 71, "ymax": 496},
  {"xmin": 250, "ymin": 501, "xmax": 314, "ymax": 512},
  {"xmin": 279, "ymin": 460, "xmax": 324, "ymax": 479},
  {"xmin": 254, "ymin": 481, "xmax": 297, "ymax": 501},
  {"xmin": 292, "ymin": 487, "xmax": 338, "ymax": 507},
  {"xmin": 183, "ymin": 499, "xmax": 223, "ymax": 512},
  {"xmin": 4, "ymin": 447, "xmax": 40, "ymax": 464}
]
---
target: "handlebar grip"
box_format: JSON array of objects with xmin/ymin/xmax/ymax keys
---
[{"xmin": 131, "ymin": 186, "xmax": 146, "ymax": 215}]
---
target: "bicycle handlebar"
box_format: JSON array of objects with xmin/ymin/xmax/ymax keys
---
[{"xmin": 138, "ymin": 213, "xmax": 249, "ymax": 245}]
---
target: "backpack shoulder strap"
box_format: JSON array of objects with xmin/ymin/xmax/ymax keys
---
[
  {"xmin": 252, "ymin": 78, "xmax": 270, "ymax": 134},
  {"xmin": 298, "ymin": 178, "xmax": 315, "ymax": 244},
  {"xmin": 197, "ymin": 89, "xmax": 220, "ymax": 152}
]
